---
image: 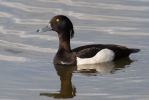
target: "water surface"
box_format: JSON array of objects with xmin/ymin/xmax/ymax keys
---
[{"xmin": 0, "ymin": 0, "xmax": 149, "ymax": 100}]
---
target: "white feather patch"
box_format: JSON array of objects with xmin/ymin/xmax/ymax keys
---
[
  {"xmin": 77, "ymin": 49, "xmax": 115, "ymax": 65},
  {"xmin": 77, "ymin": 62, "xmax": 115, "ymax": 73}
]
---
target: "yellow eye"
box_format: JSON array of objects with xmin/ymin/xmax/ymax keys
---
[{"xmin": 56, "ymin": 18, "xmax": 60, "ymax": 22}]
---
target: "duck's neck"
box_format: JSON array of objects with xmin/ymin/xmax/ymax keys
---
[{"xmin": 58, "ymin": 32, "xmax": 71, "ymax": 52}]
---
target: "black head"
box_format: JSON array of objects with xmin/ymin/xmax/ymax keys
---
[
  {"xmin": 37, "ymin": 15, "xmax": 74, "ymax": 39},
  {"xmin": 50, "ymin": 15, "xmax": 74, "ymax": 38}
]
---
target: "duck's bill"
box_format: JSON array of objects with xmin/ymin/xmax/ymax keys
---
[{"xmin": 37, "ymin": 24, "xmax": 52, "ymax": 33}]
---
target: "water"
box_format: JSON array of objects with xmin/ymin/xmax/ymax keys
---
[{"xmin": 0, "ymin": 0, "xmax": 149, "ymax": 99}]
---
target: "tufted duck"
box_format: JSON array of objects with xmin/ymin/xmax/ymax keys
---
[{"xmin": 37, "ymin": 15, "xmax": 140, "ymax": 65}]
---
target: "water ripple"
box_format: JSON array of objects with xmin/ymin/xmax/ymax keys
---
[
  {"xmin": 0, "ymin": 54, "xmax": 26, "ymax": 62},
  {"xmin": 39, "ymin": 0, "xmax": 149, "ymax": 11},
  {"xmin": 13, "ymin": 18, "xmax": 47, "ymax": 24},
  {"xmin": 2, "ymin": 2, "xmax": 149, "ymax": 21},
  {"xmin": 1, "ymin": 2, "xmax": 58, "ymax": 12},
  {"xmin": 0, "ymin": 40, "xmax": 56, "ymax": 53},
  {"xmin": 0, "ymin": 12, "xmax": 12, "ymax": 17}
]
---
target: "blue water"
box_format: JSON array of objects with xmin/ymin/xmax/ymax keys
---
[{"xmin": 0, "ymin": 0, "xmax": 149, "ymax": 99}]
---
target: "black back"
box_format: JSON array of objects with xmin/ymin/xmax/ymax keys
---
[{"xmin": 72, "ymin": 44, "xmax": 140, "ymax": 60}]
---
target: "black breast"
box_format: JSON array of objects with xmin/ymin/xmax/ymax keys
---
[{"xmin": 54, "ymin": 50, "xmax": 76, "ymax": 65}]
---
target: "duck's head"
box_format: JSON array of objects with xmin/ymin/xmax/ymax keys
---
[{"xmin": 37, "ymin": 15, "xmax": 74, "ymax": 39}]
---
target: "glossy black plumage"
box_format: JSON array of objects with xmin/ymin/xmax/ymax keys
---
[
  {"xmin": 72, "ymin": 44, "xmax": 140, "ymax": 59},
  {"xmin": 37, "ymin": 15, "xmax": 140, "ymax": 65}
]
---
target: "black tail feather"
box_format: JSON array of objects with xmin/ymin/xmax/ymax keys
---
[{"xmin": 130, "ymin": 48, "xmax": 140, "ymax": 53}]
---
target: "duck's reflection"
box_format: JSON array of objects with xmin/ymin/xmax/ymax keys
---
[
  {"xmin": 77, "ymin": 61, "xmax": 115, "ymax": 76},
  {"xmin": 40, "ymin": 57, "xmax": 133, "ymax": 99},
  {"xmin": 77, "ymin": 57, "xmax": 134, "ymax": 75},
  {"xmin": 40, "ymin": 65, "xmax": 77, "ymax": 98}
]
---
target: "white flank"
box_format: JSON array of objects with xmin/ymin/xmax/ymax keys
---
[{"xmin": 77, "ymin": 49, "xmax": 115, "ymax": 65}]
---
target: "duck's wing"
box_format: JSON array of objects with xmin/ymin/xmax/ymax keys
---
[
  {"xmin": 72, "ymin": 45, "xmax": 102, "ymax": 58},
  {"xmin": 72, "ymin": 44, "xmax": 140, "ymax": 59}
]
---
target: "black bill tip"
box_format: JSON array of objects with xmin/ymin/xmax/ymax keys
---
[{"xmin": 37, "ymin": 29, "xmax": 39, "ymax": 33}]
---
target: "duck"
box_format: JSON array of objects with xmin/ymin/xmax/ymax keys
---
[{"xmin": 37, "ymin": 15, "xmax": 140, "ymax": 65}]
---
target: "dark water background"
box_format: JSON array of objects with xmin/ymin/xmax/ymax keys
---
[{"xmin": 0, "ymin": 0, "xmax": 149, "ymax": 99}]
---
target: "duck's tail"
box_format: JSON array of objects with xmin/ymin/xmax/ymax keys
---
[{"xmin": 129, "ymin": 48, "xmax": 140, "ymax": 53}]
